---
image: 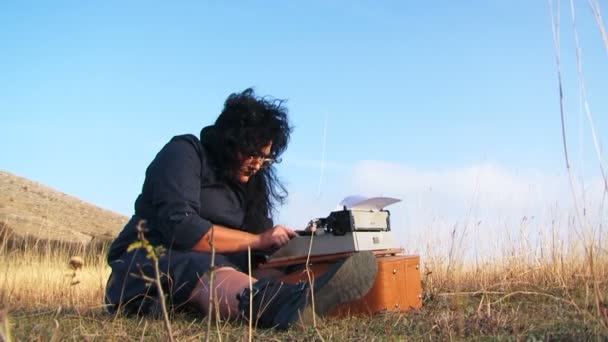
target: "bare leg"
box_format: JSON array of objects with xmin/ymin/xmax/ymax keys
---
[{"xmin": 188, "ymin": 267, "xmax": 256, "ymax": 320}]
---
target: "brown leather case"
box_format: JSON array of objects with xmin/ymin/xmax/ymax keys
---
[{"xmin": 280, "ymin": 254, "xmax": 422, "ymax": 317}]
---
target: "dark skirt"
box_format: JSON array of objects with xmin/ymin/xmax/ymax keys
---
[{"xmin": 104, "ymin": 248, "xmax": 262, "ymax": 315}]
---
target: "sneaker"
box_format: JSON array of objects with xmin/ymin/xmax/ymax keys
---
[{"xmin": 237, "ymin": 251, "xmax": 378, "ymax": 330}]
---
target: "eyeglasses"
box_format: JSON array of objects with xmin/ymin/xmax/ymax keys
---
[{"xmin": 247, "ymin": 152, "xmax": 281, "ymax": 168}]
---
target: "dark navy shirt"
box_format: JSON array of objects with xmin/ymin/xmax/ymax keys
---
[{"xmin": 107, "ymin": 133, "xmax": 272, "ymax": 262}]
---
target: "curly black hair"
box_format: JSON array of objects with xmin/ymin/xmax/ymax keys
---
[{"xmin": 200, "ymin": 88, "xmax": 293, "ymax": 233}]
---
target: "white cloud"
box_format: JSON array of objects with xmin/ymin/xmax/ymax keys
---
[
  {"xmin": 350, "ymin": 160, "xmax": 607, "ymax": 257},
  {"xmin": 351, "ymin": 160, "xmax": 568, "ymax": 211},
  {"xmin": 278, "ymin": 159, "xmax": 607, "ymax": 261}
]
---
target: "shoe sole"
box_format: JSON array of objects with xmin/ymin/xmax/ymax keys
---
[{"xmin": 301, "ymin": 251, "xmax": 378, "ymax": 319}]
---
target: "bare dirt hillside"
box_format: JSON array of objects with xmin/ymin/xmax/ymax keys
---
[{"xmin": 0, "ymin": 169, "xmax": 128, "ymax": 245}]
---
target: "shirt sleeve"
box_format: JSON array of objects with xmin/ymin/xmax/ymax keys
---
[{"xmin": 147, "ymin": 138, "xmax": 212, "ymax": 250}]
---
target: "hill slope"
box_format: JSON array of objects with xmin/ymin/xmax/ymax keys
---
[{"xmin": 0, "ymin": 170, "xmax": 128, "ymax": 244}]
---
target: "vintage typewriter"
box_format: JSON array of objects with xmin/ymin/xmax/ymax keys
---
[
  {"xmin": 264, "ymin": 196, "xmax": 423, "ymax": 315},
  {"xmin": 267, "ymin": 196, "xmax": 402, "ymax": 262}
]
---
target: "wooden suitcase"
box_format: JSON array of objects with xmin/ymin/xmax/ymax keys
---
[{"xmin": 277, "ymin": 253, "xmax": 423, "ymax": 317}]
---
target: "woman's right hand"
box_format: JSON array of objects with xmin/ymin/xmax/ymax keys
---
[{"xmin": 256, "ymin": 225, "xmax": 297, "ymax": 250}]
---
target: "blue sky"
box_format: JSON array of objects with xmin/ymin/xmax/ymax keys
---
[{"xmin": 2, "ymin": 1, "xmax": 607, "ymax": 255}]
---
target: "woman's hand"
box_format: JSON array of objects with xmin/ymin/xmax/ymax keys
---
[
  {"xmin": 256, "ymin": 225, "xmax": 297, "ymax": 250},
  {"xmin": 194, "ymin": 224, "xmax": 296, "ymax": 253}
]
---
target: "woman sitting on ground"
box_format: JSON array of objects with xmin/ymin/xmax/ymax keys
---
[{"xmin": 104, "ymin": 88, "xmax": 377, "ymax": 329}]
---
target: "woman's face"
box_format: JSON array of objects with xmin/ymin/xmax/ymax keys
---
[{"xmin": 236, "ymin": 141, "xmax": 273, "ymax": 183}]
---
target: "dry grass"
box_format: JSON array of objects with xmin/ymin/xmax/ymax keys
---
[
  {"xmin": 2, "ymin": 223, "xmax": 607, "ymax": 341},
  {"xmin": 0, "ymin": 241, "xmax": 109, "ymax": 314}
]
